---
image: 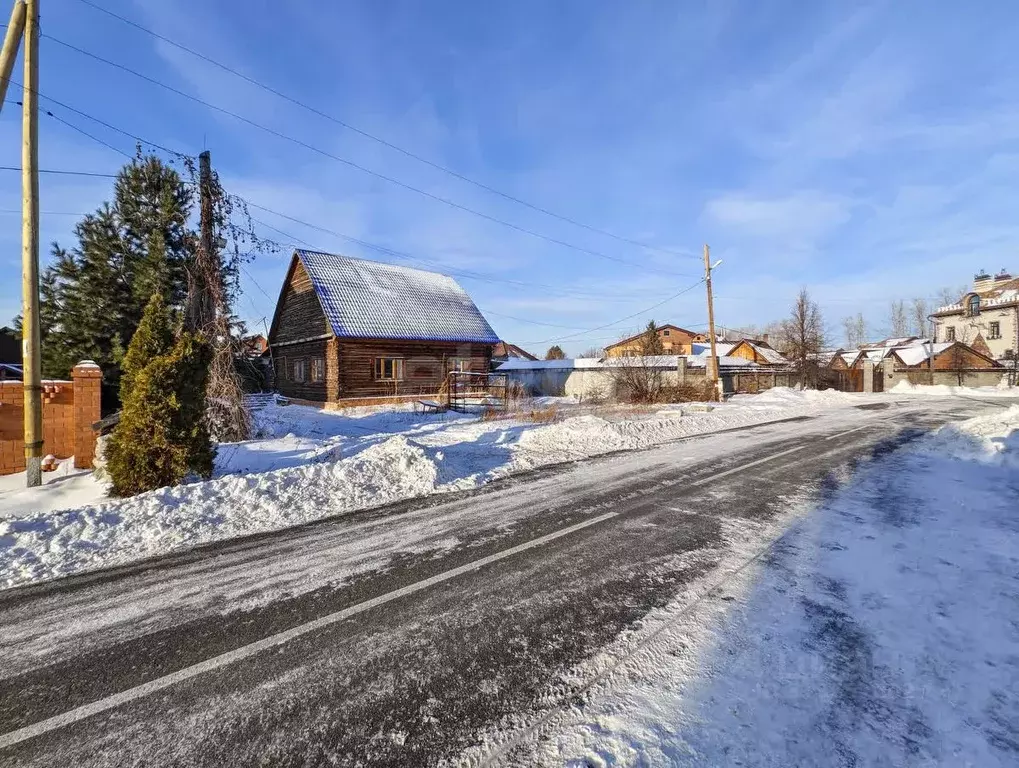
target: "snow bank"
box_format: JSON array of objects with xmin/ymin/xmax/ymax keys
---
[
  {"xmin": 0, "ymin": 388, "xmax": 873, "ymax": 588},
  {"xmin": 890, "ymin": 380, "xmax": 1017, "ymax": 397},
  {"xmin": 917, "ymin": 404, "xmax": 1019, "ymax": 466},
  {"xmin": 0, "ymin": 437, "xmax": 440, "ymax": 587}
]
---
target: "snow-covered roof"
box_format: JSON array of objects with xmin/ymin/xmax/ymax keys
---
[
  {"xmin": 691, "ymin": 342, "xmax": 737, "ymax": 356},
  {"xmin": 934, "ymin": 279, "xmax": 1019, "ymax": 314},
  {"xmin": 494, "ymin": 357, "xmax": 604, "ymax": 371},
  {"xmin": 862, "ymin": 336, "xmax": 919, "ymax": 349},
  {"xmin": 496, "ymin": 354, "xmax": 760, "ymax": 371},
  {"xmin": 294, "ymin": 250, "xmax": 500, "ymax": 344},
  {"xmin": 750, "ymin": 343, "xmax": 788, "ymax": 364},
  {"xmin": 893, "ymin": 342, "xmax": 953, "ymax": 366}
]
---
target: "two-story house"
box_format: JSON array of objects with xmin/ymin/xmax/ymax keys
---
[
  {"xmin": 932, "ymin": 270, "xmax": 1019, "ymax": 360},
  {"xmin": 604, "ymin": 324, "xmax": 706, "ymax": 357}
]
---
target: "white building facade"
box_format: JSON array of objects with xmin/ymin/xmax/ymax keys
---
[{"xmin": 932, "ymin": 270, "xmax": 1019, "ymax": 360}]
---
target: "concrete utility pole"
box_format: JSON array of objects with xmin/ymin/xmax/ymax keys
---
[
  {"xmin": 0, "ymin": 0, "xmax": 26, "ymax": 112},
  {"xmin": 21, "ymin": 0, "xmax": 41, "ymax": 486},
  {"xmin": 703, "ymin": 243, "xmax": 720, "ymax": 398}
]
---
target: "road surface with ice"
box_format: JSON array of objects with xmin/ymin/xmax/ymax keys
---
[{"xmin": 0, "ymin": 396, "xmax": 1014, "ymax": 766}]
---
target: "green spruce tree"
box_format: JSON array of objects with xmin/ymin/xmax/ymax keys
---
[
  {"xmin": 106, "ymin": 293, "xmax": 214, "ymax": 496},
  {"xmin": 34, "ymin": 154, "xmax": 195, "ymax": 399},
  {"xmin": 119, "ymin": 292, "xmax": 175, "ymax": 402}
]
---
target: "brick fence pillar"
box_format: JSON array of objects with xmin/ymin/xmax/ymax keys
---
[{"xmin": 72, "ymin": 361, "xmax": 102, "ymax": 469}]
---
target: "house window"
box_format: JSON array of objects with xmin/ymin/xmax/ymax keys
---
[
  {"xmin": 989, "ymin": 321, "xmax": 1001, "ymax": 339},
  {"xmin": 310, "ymin": 357, "xmax": 325, "ymax": 382},
  {"xmin": 967, "ymin": 295, "xmax": 980, "ymax": 316},
  {"xmin": 662, "ymin": 330, "xmax": 670, "ymax": 336},
  {"xmin": 945, "ymin": 327, "xmax": 956, "ymax": 342},
  {"xmin": 374, "ymin": 358, "xmax": 404, "ymax": 380},
  {"xmin": 277, "ymin": 356, "xmax": 287, "ymax": 381},
  {"xmin": 292, "ymin": 359, "xmax": 306, "ymax": 382}
]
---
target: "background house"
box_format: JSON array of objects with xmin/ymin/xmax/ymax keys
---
[
  {"xmin": 692, "ymin": 338, "xmax": 788, "ymax": 366},
  {"xmin": 932, "ymin": 270, "xmax": 1018, "ymax": 360},
  {"xmin": 267, "ymin": 251, "xmax": 499, "ymax": 406},
  {"xmin": 604, "ymin": 324, "xmax": 706, "ymax": 357},
  {"xmin": 492, "ymin": 342, "xmax": 537, "ymax": 366},
  {"xmin": 883, "ymin": 341, "xmax": 1002, "ymax": 388}
]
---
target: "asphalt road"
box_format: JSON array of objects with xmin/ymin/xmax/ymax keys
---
[{"xmin": 0, "ymin": 398, "xmax": 1002, "ymax": 767}]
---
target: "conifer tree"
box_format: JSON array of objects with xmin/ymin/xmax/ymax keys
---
[
  {"xmin": 33, "ymin": 154, "xmax": 195, "ymax": 398},
  {"xmin": 106, "ymin": 295, "xmax": 214, "ymax": 497},
  {"xmin": 119, "ymin": 292, "xmax": 175, "ymax": 402}
]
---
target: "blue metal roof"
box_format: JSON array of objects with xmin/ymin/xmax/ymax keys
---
[{"xmin": 295, "ymin": 250, "xmax": 500, "ymax": 344}]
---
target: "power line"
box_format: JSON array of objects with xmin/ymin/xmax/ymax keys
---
[
  {"xmin": 0, "ymin": 165, "xmax": 117, "ymax": 177},
  {"xmin": 0, "ymin": 208, "xmax": 87, "ymax": 215},
  {"xmin": 238, "ymin": 195, "xmax": 682, "ymax": 303},
  {"xmin": 7, "ymin": 77, "xmax": 193, "ymax": 159},
  {"xmin": 45, "ymin": 34, "xmax": 697, "ymax": 278},
  {"xmin": 523, "ymin": 278, "xmax": 707, "ymax": 346},
  {"xmin": 72, "ymin": 0, "xmax": 700, "ymax": 262}
]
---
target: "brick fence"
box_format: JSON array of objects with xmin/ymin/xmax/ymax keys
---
[{"xmin": 0, "ymin": 361, "xmax": 102, "ymax": 476}]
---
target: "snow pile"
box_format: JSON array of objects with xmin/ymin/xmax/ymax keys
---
[
  {"xmin": 731, "ymin": 386, "xmax": 859, "ymax": 410},
  {"xmin": 917, "ymin": 404, "xmax": 1019, "ymax": 466},
  {"xmin": 0, "ymin": 388, "xmax": 873, "ymax": 588},
  {"xmin": 890, "ymin": 379, "xmax": 1017, "ymax": 397},
  {"xmin": 0, "ymin": 436, "xmax": 441, "ymax": 587}
]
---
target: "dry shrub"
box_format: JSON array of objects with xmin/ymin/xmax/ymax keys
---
[
  {"xmin": 526, "ymin": 405, "xmax": 559, "ymax": 423},
  {"xmin": 658, "ymin": 381, "xmax": 716, "ymax": 403},
  {"xmin": 482, "ymin": 404, "xmax": 559, "ymax": 423}
]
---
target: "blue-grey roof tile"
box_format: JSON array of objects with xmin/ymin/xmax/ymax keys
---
[{"xmin": 296, "ymin": 250, "xmax": 500, "ymax": 344}]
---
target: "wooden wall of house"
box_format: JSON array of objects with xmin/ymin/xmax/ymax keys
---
[
  {"xmin": 271, "ymin": 260, "xmax": 331, "ymax": 344},
  {"xmin": 273, "ymin": 338, "xmax": 332, "ymax": 402},
  {"xmin": 728, "ymin": 342, "xmax": 759, "ymax": 364},
  {"xmin": 336, "ymin": 340, "xmax": 493, "ymax": 399},
  {"xmin": 928, "ymin": 344, "xmax": 999, "ymax": 370}
]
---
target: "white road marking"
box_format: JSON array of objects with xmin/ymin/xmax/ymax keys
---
[
  {"xmin": 687, "ymin": 445, "xmax": 806, "ymax": 485},
  {"xmin": 823, "ymin": 423, "xmax": 873, "ymax": 441},
  {"xmin": 0, "ymin": 442, "xmax": 817, "ymax": 750}
]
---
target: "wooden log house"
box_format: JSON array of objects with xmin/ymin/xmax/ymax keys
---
[{"xmin": 267, "ymin": 251, "xmax": 500, "ymax": 407}]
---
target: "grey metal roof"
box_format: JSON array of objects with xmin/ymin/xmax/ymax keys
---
[{"xmin": 295, "ymin": 250, "xmax": 500, "ymax": 343}]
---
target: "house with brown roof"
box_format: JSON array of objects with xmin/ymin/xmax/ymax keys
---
[
  {"xmin": 492, "ymin": 342, "xmax": 538, "ymax": 364},
  {"xmin": 883, "ymin": 340, "xmax": 1003, "ymax": 388},
  {"xmin": 932, "ymin": 270, "xmax": 1019, "ymax": 360},
  {"xmin": 604, "ymin": 324, "xmax": 706, "ymax": 357}
]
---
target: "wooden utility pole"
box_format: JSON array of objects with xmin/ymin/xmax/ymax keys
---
[
  {"xmin": 186, "ymin": 150, "xmax": 216, "ymax": 332},
  {"xmin": 0, "ymin": 0, "xmax": 26, "ymax": 113},
  {"xmin": 21, "ymin": 0, "xmax": 40, "ymax": 486},
  {"xmin": 703, "ymin": 243, "xmax": 720, "ymax": 398}
]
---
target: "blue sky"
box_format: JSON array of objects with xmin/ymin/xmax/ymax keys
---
[{"xmin": 1, "ymin": 0, "xmax": 1017, "ymax": 354}]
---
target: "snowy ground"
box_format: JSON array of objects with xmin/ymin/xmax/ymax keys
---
[
  {"xmin": 0, "ymin": 388, "xmax": 884, "ymax": 589},
  {"xmin": 2, "ymin": 386, "xmax": 1015, "ymax": 590},
  {"xmin": 485, "ymin": 404, "xmax": 1019, "ymax": 767}
]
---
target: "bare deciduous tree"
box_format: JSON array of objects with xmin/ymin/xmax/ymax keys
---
[
  {"xmin": 910, "ymin": 298, "xmax": 930, "ymax": 338},
  {"xmin": 579, "ymin": 346, "xmax": 604, "ymax": 359},
  {"xmin": 889, "ymin": 300, "xmax": 909, "ymax": 337},
  {"xmin": 778, "ymin": 289, "xmax": 827, "ymax": 387},
  {"xmin": 935, "ymin": 285, "xmax": 969, "ymax": 309},
  {"xmin": 608, "ymin": 320, "xmax": 666, "ymax": 402},
  {"xmin": 544, "ymin": 345, "xmax": 566, "ymax": 360},
  {"xmin": 842, "ymin": 312, "xmax": 867, "ymax": 348}
]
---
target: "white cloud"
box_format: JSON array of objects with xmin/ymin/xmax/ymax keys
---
[{"xmin": 704, "ymin": 192, "xmax": 854, "ymax": 246}]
